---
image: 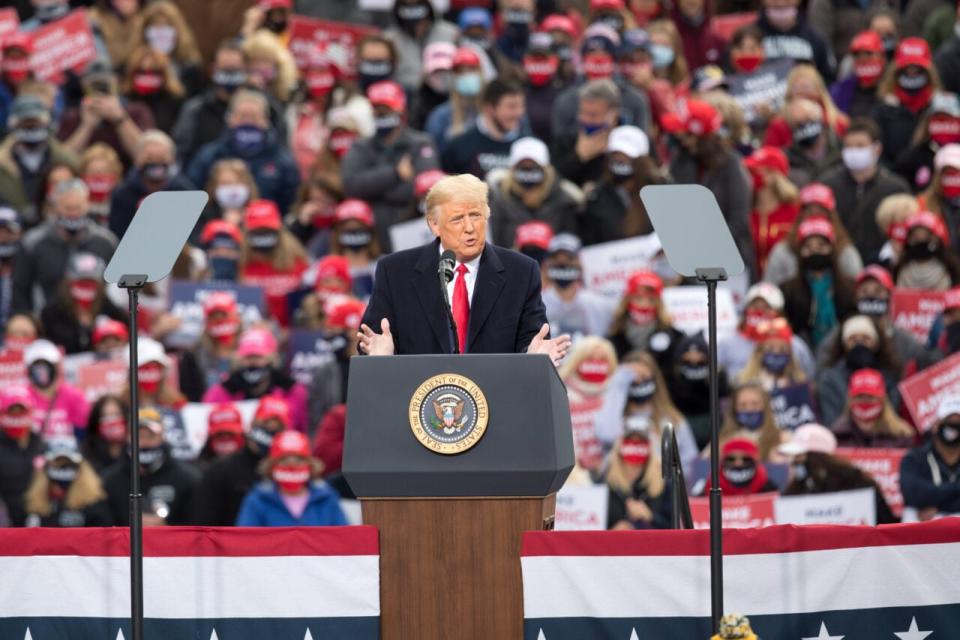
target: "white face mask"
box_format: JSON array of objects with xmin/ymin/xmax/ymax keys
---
[
  {"xmin": 842, "ymin": 146, "xmax": 877, "ymax": 173},
  {"xmin": 215, "ymin": 183, "xmax": 250, "ymax": 210},
  {"xmin": 145, "ymin": 25, "xmax": 177, "ymax": 55}
]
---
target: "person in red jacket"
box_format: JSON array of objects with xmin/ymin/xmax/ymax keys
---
[
  {"xmin": 744, "ymin": 146, "xmax": 800, "ymax": 274},
  {"xmin": 240, "ymin": 199, "xmax": 309, "ymax": 327}
]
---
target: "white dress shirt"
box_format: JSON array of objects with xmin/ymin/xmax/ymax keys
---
[{"xmin": 441, "ymin": 245, "xmax": 481, "ymax": 306}]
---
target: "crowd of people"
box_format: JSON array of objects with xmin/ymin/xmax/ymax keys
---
[{"xmin": 0, "ymin": 0, "xmax": 959, "ymax": 530}]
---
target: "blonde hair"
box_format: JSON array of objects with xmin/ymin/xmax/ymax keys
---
[
  {"xmin": 647, "ymin": 19, "xmax": 689, "ymax": 86},
  {"xmin": 424, "ymin": 174, "xmax": 490, "ymax": 222},
  {"xmin": 241, "ymin": 228, "xmax": 308, "ymax": 272},
  {"xmin": 843, "ymin": 397, "xmax": 915, "ymax": 439},
  {"xmin": 242, "ymin": 29, "xmax": 299, "ymax": 103},
  {"xmin": 738, "ymin": 341, "xmax": 807, "ymax": 389},
  {"xmin": 206, "ymin": 159, "xmax": 260, "ymax": 201},
  {"xmin": 80, "ymin": 143, "xmax": 123, "ymax": 179},
  {"xmin": 702, "ymin": 90, "xmax": 749, "ymax": 146},
  {"xmin": 784, "ymin": 65, "xmax": 848, "ymax": 135},
  {"xmin": 875, "ymin": 193, "xmax": 919, "ymax": 233},
  {"xmin": 121, "ymin": 45, "xmax": 185, "ymax": 98},
  {"xmin": 558, "ymin": 335, "xmax": 618, "ymax": 382},
  {"xmin": 605, "ymin": 434, "xmax": 664, "ymax": 498},
  {"xmin": 621, "ymin": 350, "xmax": 684, "ymax": 441},
  {"xmin": 767, "ymin": 172, "xmax": 800, "ymax": 204},
  {"xmin": 135, "ymin": 0, "xmax": 201, "ymax": 65},
  {"xmin": 718, "ymin": 383, "xmax": 782, "ymax": 461}
]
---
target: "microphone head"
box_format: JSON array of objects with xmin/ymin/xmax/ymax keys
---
[{"xmin": 439, "ymin": 250, "xmax": 456, "ymax": 283}]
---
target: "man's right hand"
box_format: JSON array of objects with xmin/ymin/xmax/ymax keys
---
[
  {"xmin": 575, "ymin": 129, "xmax": 609, "ymax": 162},
  {"xmin": 358, "ymin": 318, "xmax": 395, "ymax": 355}
]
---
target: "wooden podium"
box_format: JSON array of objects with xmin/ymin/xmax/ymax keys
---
[{"xmin": 343, "ymin": 355, "xmax": 573, "ymax": 640}]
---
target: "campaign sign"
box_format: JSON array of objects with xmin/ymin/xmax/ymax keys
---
[
  {"xmin": 287, "ymin": 15, "xmax": 379, "ymax": 76},
  {"xmin": 554, "ymin": 484, "xmax": 609, "ymax": 531},
  {"xmin": 579, "ymin": 234, "xmax": 663, "ymax": 299},
  {"xmin": 774, "ymin": 487, "xmax": 877, "ymax": 526},
  {"xmin": 286, "ymin": 329, "xmax": 346, "ymax": 387},
  {"xmin": 727, "ymin": 59, "xmax": 792, "ymax": 124},
  {"xmin": 179, "ymin": 400, "xmax": 259, "ymax": 459},
  {"xmin": 0, "ymin": 349, "xmax": 26, "ymax": 387},
  {"xmin": 390, "ymin": 218, "xmax": 435, "ymax": 253},
  {"xmin": 568, "ymin": 395, "xmax": 604, "ymax": 472},
  {"xmin": 836, "ymin": 447, "xmax": 907, "ymax": 517},
  {"xmin": 75, "ymin": 359, "xmax": 128, "ymax": 403},
  {"xmin": 30, "ymin": 10, "xmax": 97, "ymax": 82},
  {"xmin": 165, "ymin": 281, "xmax": 266, "ymax": 349},
  {"xmin": 770, "ymin": 383, "xmax": 818, "ymax": 430},
  {"xmin": 890, "ymin": 288, "xmax": 946, "ymax": 343},
  {"xmin": 661, "ymin": 285, "xmax": 738, "ymax": 340},
  {"xmin": 898, "ymin": 351, "xmax": 960, "ymax": 430},
  {"xmin": 689, "ymin": 492, "xmax": 777, "ymax": 529},
  {"xmin": 0, "ymin": 8, "xmax": 19, "ymax": 38}
]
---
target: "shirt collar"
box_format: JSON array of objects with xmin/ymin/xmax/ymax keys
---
[{"xmin": 438, "ymin": 243, "xmax": 483, "ymax": 272}]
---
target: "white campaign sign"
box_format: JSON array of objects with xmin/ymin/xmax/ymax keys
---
[
  {"xmin": 389, "ymin": 218, "xmax": 435, "ymax": 252},
  {"xmin": 774, "ymin": 487, "xmax": 877, "ymax": 526},
  {"xmin": 554, "ymin": 484, "xmax": 609, "ymax": 531},
  {"xmin": 580, "ymin": 235, "xmax": 663, "ymax": 299},
  {"xmin": 661, "ymin": 286, "xmax": 738, "ymax": 340}
]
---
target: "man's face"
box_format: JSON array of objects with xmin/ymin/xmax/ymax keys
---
[
  {"xmin": 489, "ymin": 93, "xmax": 525, "ymax": 133},
  {"xmin": 228, "ymin": 100, "xmax": 268, "ymax": 129},
  {"xmin": 856, "ymin": 280, "xmax": 889, "ymax": 302},
  {"xmin": 578, "ymin": 97, "xmax": 615, "ymax": 128},
  {"xmin": 137, "ymin": 140, "xmax": 172, "ymax": 168},
  {"xmin": 57, "ymin": 190, "xmax": 89, "ymax": 220},
  {"xmin": 215, "ymin": 49, "xmax": 245, "ymax": 75},
  {"xmin": 428, "ymin": 199, "xmax": 488, "ymax": 263}
]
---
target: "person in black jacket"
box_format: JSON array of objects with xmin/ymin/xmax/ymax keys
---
[
  {"xmin": 107, "ymin": 130, "xmax": 195, "ymax": 241},
  {"xmin": 41, "ymin": 253, "xmax": 126, "ymax": 355},
  {"xmin": 23, "ymin": 439, "xmax": 112, "ymax": 528},
  {"xmin": 0, "ymin": 386, "xmax": 43, "ymax": 527},
  {"xmin": 756, "ymin": 0, "xmax": 836, "ymax": 82},
  {"xmin": 893, "ymin": 92, "xmax": 960, "ymax": 192},
  {"xmin": 100, "ymin": 408, "xmax": 200, "ymax": 526},
  {"xmin": 604, "ymin": 430, "xmax": 671, "ymax": 529},
  {"xmin": 552, "ymin": 78, "xmax": 622, "ymax": 188},
  {"xmin": 522, "ymin": 32, "xmax": 568, "ymax": 142},
  {"xmin": 191, "ymin": 396, "xmax": 290, "ymax": 526},
  {"xmin": 900, "ymin": 398, "xmax": 960, "ymax": 519}
]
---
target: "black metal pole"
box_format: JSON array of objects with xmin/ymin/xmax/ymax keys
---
[
  {"xmin": 705, "ymin": 276, "xmax": 723, "ymax": 633},
  {"xmin": 121, "ymin": 277, "xmax": 145, "ymax": 640}
]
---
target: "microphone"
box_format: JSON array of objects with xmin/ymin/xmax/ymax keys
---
[{"xmin": 438, "ymin": 250, "xmax": 460, "ymax": 354}]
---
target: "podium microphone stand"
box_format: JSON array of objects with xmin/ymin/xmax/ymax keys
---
[
  {"xmin": 641, "ymin": 184, "xmax": 745, "ymax": 634},
  {"xmin": 104, "ymin": 191, "xmax": 207, "ymax": 640}
]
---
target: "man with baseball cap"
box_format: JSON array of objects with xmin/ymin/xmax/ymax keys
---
[
  {"xmin": 0, "ymin": 386, "xmax": 43, "ymax": 526},
  {"xmin": 541, "ymin": 233, "xmax": 616, "ymax": 341},
  {"xmin": 101, "ymin": 408, "xmax": 200, "ymax": 526},
  {"xmin": 900, "ymin": 396, "xmax": 960, "ymax": 520},
  {"xmin": 341, "ymin": 79, "xmax": 439, "ymax": 251},
  {"xmin": 488, "ymin": 136, "xmax": 580, "ymax": 247}
]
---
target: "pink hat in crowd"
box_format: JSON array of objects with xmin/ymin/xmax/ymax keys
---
[
  {"xmin": 237, "ymin": 328, "xmax": 278, "ymax": 358},
  {"xmin": 778, "ymin": 423, "xmax": 838, "ymax": 456},
  {"xmin": 0, "ymin": 386, "xmax": 33, "ymax": 413}
]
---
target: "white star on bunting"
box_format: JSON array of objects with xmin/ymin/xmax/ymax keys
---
[
  {"xmin": 116, "ymin": 631, "xmax": 126, "ymax": 640},
  {"xmin": 24, "ymin": 628, "xmax": 33, "ymax": 640},
  {"xmin": 895, "ymin": 617, "xmax": 933, "ymax": 640},
  {"xmin": 629, "ymin": 629, "xmax": 639, "ymax": 640},
  {"xmin": 802, "ymin": 621, "xmax": 844, "ymax": 640},
  {"xmin": 538, "ymin": 629, "xmax": 546, "ymax": 640},
  {"xmin": 209, "ymin": 630, "xmax": 219, "ymax": 640},
  {"xmin": 305, "ymin": 629, "xmax": 315, "ymax": 640}
]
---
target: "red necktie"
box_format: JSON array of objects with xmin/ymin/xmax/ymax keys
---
[{"xmin": 452, "ymin": 263, "xmax": 469, "ymax": 353}]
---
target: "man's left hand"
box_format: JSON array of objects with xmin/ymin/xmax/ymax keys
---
[{"xmin": 527, "ymin": 323, "xmax": 571, "ymax": 366}]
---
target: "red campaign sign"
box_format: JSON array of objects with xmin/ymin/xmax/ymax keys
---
[
  {"xmin": 836, "ymin": 447, "xmax": 907, "ymax": 518},
  {"xmin": 30, "ymin": 9, "xmax": 97, "ymax": 83},
  {"xmin": 0, "ymin": 8, "xmax": 20, "ymax": 39},
  {"xmin": 890, "ymin": 288, "xmax": 946, "ymax": 343},
  {"xmin": 899, "ymin": 351, "xmax": 960, "ymax": 431},
  {"xmin": 689, "ymin": 492, "xmax": 777, "ymax": 529},
  {"xmin": 0, "ymin": 349, "xmax": 26, "ymax": 387},
  {"xmin": 568, "ymin": 395, "xmax": 604, "ymax": 472},
  {"xmin": 287, "ymin": 15, "xmax": 379, "ymax": 77},
  {"xmin": 75, "ymin": 360, "xmax": 128, "ymax": 403}
]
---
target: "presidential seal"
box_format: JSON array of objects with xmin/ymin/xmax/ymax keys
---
[{"xmin": 408, "ymin": 373, "xmax": 489, "ymax": 454}]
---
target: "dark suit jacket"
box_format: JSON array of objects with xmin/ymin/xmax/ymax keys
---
[{"xmin": 361, "ymin": 239, "xmax": 548, "ymax": 354}]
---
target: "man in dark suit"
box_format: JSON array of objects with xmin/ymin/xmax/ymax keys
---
[{"xmin": 358, "ymin": 174, "xmax": 570, "ymax": 362}]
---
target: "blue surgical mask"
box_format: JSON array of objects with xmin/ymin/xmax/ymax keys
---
[
  {"xmin": 761, "ymin": 351, "xmax": 790, "ymax": 374},
  {"xmin": 650, "ymin": 44, "xmax": 675, "ymax": 70},
  {"xmin": 580, "ymin": 121, "xmax": 607, "ymax": 135},
  {"xmin": 455, "ymin": 72, "xmax": 482, "ymax": 97},
  {"xmin": 230, "ymin": 125, "xmax": 267, "ymax": 156},
  {"xmin": 735, "ymin": 410, "xmax": 765, "ymax": 431}
]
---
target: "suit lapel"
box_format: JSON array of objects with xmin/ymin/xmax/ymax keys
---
[
  {"xmin": 467, "ymin": 244, "xmax": 506, "ymax": 350},
  {"xmin": 413, "ymin": 239, "xmax": 451, "ymax": 353}
]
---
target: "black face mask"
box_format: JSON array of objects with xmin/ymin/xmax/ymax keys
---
[
  {"xmin": 373, "ymin": 113, "xmax": 402, "ymax": 139},
  {"xmin": 722, "ymin": 460, "xmax": 757, "ymax": 486},
  {"xmin": 857, "ymin": 298, "xmax": 889, "ymax": 317},
  {"xmin": 358, "ymin": 60, "xmax": 393, "ymax": 91},
  {"xmin": 904, "ymin": 240, "xmax": 941, "ymax": 261},
  {"xmin": 213, "ymin": 69, "xmax": 247, "ymax": 94},
  {"xmin": 141, "ymin": 162, "xmax": 170, "ymax": 184},
  {"xmin": 248, "ymin": 230, "xmax": 279, "ymax": 251},
  {"xmin": 897, "ymin": 72, "xmax": 929, "ymax": 93},
  {"xmin": 239, "ymin": 365, "xmax": 271, "ymax": 393},
  {"xmin": 0, "ymin": 241, "xmax": 18, "ymax": 261},
  {"xmin": 793, "ymin": 121, "xmax": 823, "ymax": 148},
  {"xmin": 396, "ymin": 2, "xmax": 430, "ymax": 31},
  {"xmin": 47, "ymin": 464, "xmax": 79, "ymax": 488},
  {"xmin": 627, "ymin": 379, "xmax": 656, "ymax": 403},
  {"xmin": 28, "ymin": 360, "xmax": 57, "ymax": 389},
  {"xmin": 248, "ymin": 425, "xmax": 278, "ymax": 457},
  {"xmin": 135, "ymin": 445, "xmax": 165, "ymax": 474},
  {"xmin": 801, "ymin": 252, "xmax": 833, "ymax": 272},
  {"xmin": 547, "ymin": 265, "xmax": 581, "ymax": 289},
  {"xmin": 502, "ymin": 9, "xmax": 531, "ymax": 41},
  {"xmin": 936, "ymin": 422, "xmax": 960, "ymax": 446},
  {"xmin": 845, "ymin": 343, "xmax": 878, "ymax": 371},
  {"xmin": 339, "ymin": 230, "xmax": 373, "ymax": 250},
  {"xmin": 609, "ymin": 160, "xmax": 634, "ymax": 182},
  {"xmin": 513, "ymin": 168, "xmax": 545, "ymax": 189},
  {"xmin": 264, "ymin": 10, "xmax": 288, "ymax": 34},
  {"xmin": 520, "ymin": 246, "xmax": 547, "ymax": 264},
  {"xmin": 945, "ymin": 322, "xmax": 960, "ymax": 354},
  {"xmin": 679, "ymin": 363, "xmax": 708, "ymax": 382}
]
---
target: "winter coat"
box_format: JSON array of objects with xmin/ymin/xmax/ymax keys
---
[
  {"xmin": 550, "ymin": 80, "xmax": 652, "ymax": 144},
  {"xmin": 830, "ymin": 414, "xmax": 916, "ymax": 449},
  {"xmin": 11, "ymin": 220, "xmax": 117, "ymax": 314},
  {"xmin": 829, "ymin": 74, "xmax": 882, "ymax": 119},
  {"xmin": 900, "ymin": 440, "xmax": 960, "ymax": 512},
  {"xmin": 340, "ymin": 127, "xmax": 439, "ymax": 251},
  {"xmin": 605, "ymin": 474, "xmax": 672, "ymax": 529},
  {"xmin": 756, "ymin": 11, "xmax": 836, "ymax": 82},
  {"xmin": 0, "ymin": 431, "xmax": 44, "ymax": 526},
  {"xmin": 763, "ymin": 239, "xmax": 863, "ymax": 285},
  {"xmin": 780, "ymin": 270, "xmax": 858, "ymax": 347},
  {"xmin": 872, "ymin": 98, "xmax": 929, "ymax": 167},
  {"xmin": 235, "ymin": 480, "xmax": 346, "ymax": 526},
  {"xmin": 385, "ymin": 19, "xmax": 459, "ymax": 90},
  {"xmin": 893, "ymin": 143, "xmax": 937, "ymax": 193},
  {"xmin": 100, "ymin": 449, "xmax": 200, "ymax": 526},
  {"xmin": 40, "ymin": 294, "xmax": 127, "ymax": 355},
  {"xmin": 424, "ymin": 99, "xmax": 478, "ymax": 155},
  {"xmin": 192, "ymin": 446, "xmax": 263, "ymax": 526},
  {"xmin": 935, "ymin": 34, "xmax": 960, "ymax": 96},
  {"xmin": 186, "ymin": 129, "xmax": 300, "ymax": 215},
  {"xmin": 24, "ymin": 460, "xmax": 112, "ymax": 527},
  {"xmin": 819, "ymin": 164, "xmax": 911, "ymax": 262},
  {"xmin": 671, "ymin": 1, "xmax": 727, "ymax": 71},
  {"xmin": 785, "ymin": 135, "xmax": 843, "ymax": 188},
  {"xmin": 487, "ymin": 167, "xmax": 582, "ymax": 246},
  {"xmin": 806, "ymin": 0, "xmax": 891, "ymax": 60},
  {"xmin": 581, "ymin": 178, "xmax": 664, "ymax": 246},
  {"xmin": 203, "ymin": 367, "xmax": 309, "ymax": 433},
  {"xmin": 0, "ymin": 135, "xmax": 80, "ymax": 226}
]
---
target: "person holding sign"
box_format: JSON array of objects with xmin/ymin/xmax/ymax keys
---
[
  {"xmin": 900, "ymin": 397, "xmax": 960, "ymax": 520},
  {"xmin": 831, "ymin": 368, "xmax": 915, "ymax": 448},
  {"xmin": 603, "ymin": 429, "xmax": 670, "ymax": 530}
]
